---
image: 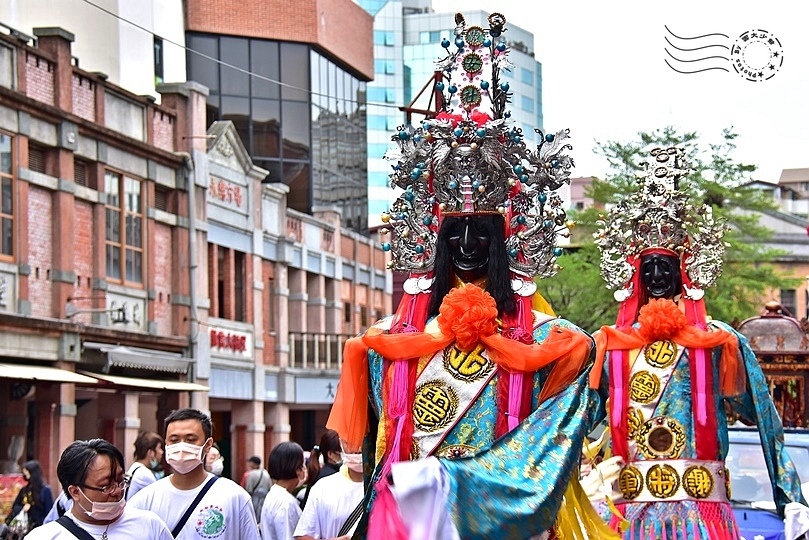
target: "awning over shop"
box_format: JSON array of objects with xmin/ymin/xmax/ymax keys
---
[
  {"xmin": 0, "ymin": 363, "xmax": 98, "ymax": 384},
  {"xmin": 82, "ymin": 372, "xmax": 209, "ymax": 392},
  {"xmin": 82, "ymin": 342, "xmax": 190, "ymax": 374}
]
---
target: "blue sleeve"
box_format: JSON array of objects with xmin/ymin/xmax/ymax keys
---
[{"xmin": 718, "ymin": 322, "xmax": 807, "ymax": 514}]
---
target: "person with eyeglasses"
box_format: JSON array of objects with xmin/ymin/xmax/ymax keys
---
[{"xmin": 24, "ymin": 438, "xmax": 173, "ymax": 539}]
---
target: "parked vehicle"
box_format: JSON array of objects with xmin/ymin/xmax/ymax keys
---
[{"xmin": 727, "ymin": 426, "xmax": 809, "ymax": 540}]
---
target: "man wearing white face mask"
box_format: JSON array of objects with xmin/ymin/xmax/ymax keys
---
[
  {"xmin": 25, "ymin": 438, "xmax": 173, "ymax": 539},
  {"xmin": 129, "ymin": 408, "xmax": 260, "ymax": 540},
  {"xmin": 293, "ymin": 441, "xmax": 364, "ymax": 540}
]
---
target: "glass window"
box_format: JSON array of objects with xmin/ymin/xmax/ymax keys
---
[
  {"xmin": 368, "ymin": 143, "xmax": 391, "ymax": 159},
  {"xmin": 367, "ymin": 115, "xmax": 387, "ymax": 130},
  {"xmin": 521, "ymin": 95, "xmax": 534, "ymax": 113},
  {"xmin": 281, "ymin": 100, "xmax": 310, "ymax": 161},
  {"xmin": 221, "ymin": 96, "xmax": 250, "ymax": 151},
  {"xmin": 252, "ymin": 98, "xmax": 281, "ymax": 158},
  {"xmin": 254, "ymin": 159, "xmax": 281, "ymax": 184},
  {"xmin": 186, "ymin": 34, "xmax": 219, "ymax": 93},
  {"xmin": 285, "ymin": 162, "xmax": 310, "ymax": 213},
  {"xmin": 105, "ymin": 171, "xmax": 143, "ymax": 284},
  {"xmin": 419, "ymin": 31, "xmax": 431, "ymax": 44},
  {"xmin": 520, "ymin": 67, "xmax": 533, "ymax": 84},
  {"xmin": 782, "ymin": 289, "xmax": 797, "ymax": 316},
  {"xmin": 215, "ymin": 245, "xmax": 226, "ymax": 318},
  {"xmin": 251, "ymin": 40, "xmax": 280, "ymax": 99},
  {"xmin": 280, "ymin": 43, "xmax": 309, "ymax": 101},
  {"xmin": 220, "ymin": 37, "xmax": 249, "ymax": 96},
  {"xmin": 0, "ymin": 133, "xmax": 13, "ymax": 257},
  {"xmin": 235, "ymin": 251, "xmax": 245, "ymax": 321},
  {"xmin": 367, "ymin": 87, "xmax": 387, "ymax": 103},
  {"xmin": 153, "ymin": 36, "xmax": 164, "ymax": 85}
]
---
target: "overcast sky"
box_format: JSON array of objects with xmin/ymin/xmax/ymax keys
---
[{"xmin": 431, "ymin": 0, "xmax": 808, "ymax": 182}]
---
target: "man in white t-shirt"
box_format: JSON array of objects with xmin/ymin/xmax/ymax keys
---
[
  {"xmin": 125, "ymin": 430, "xmax": 164, "ymax": 500},
  {"xmin": 129, "ymin": 408, "xmax": 260, "ymax": 540},
  {"xmin": 293, "ymin": 446, "xmax": 364, "ymax": 540},
  {"xmin": 26, "ymin": 438, "xmax": 173, "ymax": 540}
]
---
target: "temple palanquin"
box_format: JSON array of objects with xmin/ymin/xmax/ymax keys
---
[{"xmin": 736, "ymin": 301, "xmax": 809, "ymax": 427}]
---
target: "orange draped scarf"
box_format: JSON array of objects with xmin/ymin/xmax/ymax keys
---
[
  {"xmin": 590, "ymin": 298, "xmax": 745, "ymax": 397},
  {"xmin": 328, "ymin": 284, "xmax": 593, "ymax": 449}
]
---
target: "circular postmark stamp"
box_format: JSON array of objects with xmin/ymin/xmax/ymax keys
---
[{"xmin": 730, "ymin": 29, "xmax": 783, "ymax": 82}]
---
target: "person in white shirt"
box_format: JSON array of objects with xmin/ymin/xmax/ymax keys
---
[
  {"xmin": 129, "ymin": 408, "xmax": 260, "ymax": 540},
  {"xmin": 244, "ymin": 456, "xmax": 271, "ymax": 523},
  {"xmin": 125, "ymin": 430, "xmax": 164, "ymax": 500},
  {"xmin": 42, "ymin": 490, "xmax": 72, "ymax": 524},
  {"xmin": 260, "ymin": 442, "xmax": 305, "ymax": 540},
  {"xmin": 25, "ymin": 438, "xmax": 173, "ymax": 540},
  {"xmin": 293, "ymin": 444, "xmax": 364, "ymax": 540}
]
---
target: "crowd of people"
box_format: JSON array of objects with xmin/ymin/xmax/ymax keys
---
[{"xmin": 0, "ymin": 414, "xmax": 359, "ymax": 540}]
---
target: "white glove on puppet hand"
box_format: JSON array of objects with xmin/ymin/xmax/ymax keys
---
[
  {"xmin": 784, "ymin": 502, "xmax": 809, "ymax": 540},
  {"xmin": 580, "ymin": 456, "xmax": 624, "ymax": 502}
]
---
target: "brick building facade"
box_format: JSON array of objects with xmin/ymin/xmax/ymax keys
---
[{"xmin": 0, "ymin": 22, "xmax": 391, "ymax": 490}]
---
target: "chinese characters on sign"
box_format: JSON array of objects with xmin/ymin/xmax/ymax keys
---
[
  {"xmin": 209, "ymin": 328, "xmax": 251, "ymax": 358},
  {"xmin": 209, "ymin": 176, "xmax": 244, "ymax": 207}
]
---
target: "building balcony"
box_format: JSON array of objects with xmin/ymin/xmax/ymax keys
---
[{"xmin": 287, "ymin": 332, "xmax": 355, "ymax": 371}]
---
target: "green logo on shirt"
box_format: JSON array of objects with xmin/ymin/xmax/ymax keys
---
[{"xmin": 195, "ymin": 505, "xmax": 226, "ymax": 538}]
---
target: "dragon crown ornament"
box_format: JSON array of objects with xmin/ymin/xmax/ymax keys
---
[
  {"xmin": 594, "ymin": 147, "xmax": 729, "ymax": 300},
  {"xmin": 380, "ymin": 12, "xmax": 575, "ymax": 281}
]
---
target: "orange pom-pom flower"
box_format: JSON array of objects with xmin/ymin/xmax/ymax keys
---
[
  {"xmin": 437, "ymin": 284, "xmax": 499, "ymax": 351},
  {"xmin": 637, "ymin": 298, "xmax": 687, "ymax": 342}
]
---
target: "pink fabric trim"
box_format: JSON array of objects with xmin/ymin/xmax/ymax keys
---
[{"xmin": 507, "ymin": 371, "xmax": 522, "ymax": 431}]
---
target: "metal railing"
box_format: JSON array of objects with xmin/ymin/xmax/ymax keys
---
[{"xmin": 288, "ymin": 332, "xmax": 354, "ymax": 370}]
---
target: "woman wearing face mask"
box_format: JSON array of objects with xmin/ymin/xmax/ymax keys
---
[
  {"xmin": 300, "ymin": 429, "xmax": 342, "ymax": 509},
  {"xmin": 5, "ymin": 459, "xmax": 53, "ymax": 534},
  {"xmin": 24, "ymin": 438, "xmax": 173, "ymax": 539},
  {"xmin": 260, "ymin": 442, "xmax": 306, "ymax": 540},
  {"xmin": 293, "ymin": 440, "xmax": 364, "ymax": 540},
  {"xmin": 205, "ymin": 444, "xmax": 225, "ymax": 476},
  {"xmin": 125, "ymin": 430, "xmax": 164, "ymax": 500}
]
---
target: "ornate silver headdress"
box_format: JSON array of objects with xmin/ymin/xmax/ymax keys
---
[
  {"xmin": 594, "ymin": 147, "xmax": 729, "ymax": 298},
  {"xmin": 380, "ymin": 13, "xmax": 575, "ymax": 280}
]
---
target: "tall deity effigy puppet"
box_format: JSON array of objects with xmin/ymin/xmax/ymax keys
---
[
  {"xmin": 327, "ymin": 11, "xmax": 616, "ymax": 540},
  {"xmin": 592, "ymin": 147, "xmax": 809, "ymax": 539}
]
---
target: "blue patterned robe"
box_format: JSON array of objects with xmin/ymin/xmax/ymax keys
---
[
  {"xmin": 357, "ymin": 313, "xmax": 606, "ymax": 540},
  {"xmin": 599, "ymin": 320, "xmax": 806, "ymax": 539}
]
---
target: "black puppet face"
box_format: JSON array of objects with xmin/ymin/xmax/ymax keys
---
[
  {"xmin": 444, "ymin": 216, "xmax": 492, "ymax": 281},
  {"xmin": 640, "ymin": 253, "xmax": 682, "ymax": 299}
]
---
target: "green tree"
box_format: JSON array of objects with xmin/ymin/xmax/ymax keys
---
[{"xmin": 539, "ymin": 126, "xmax": 797, "ymax": 332}]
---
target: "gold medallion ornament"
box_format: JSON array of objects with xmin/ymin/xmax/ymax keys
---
[
  {"xmin": 646, "ymin": 464, "xmax": 680, "ymax": 499},
  {"xmin": 443, "ymin": 343, "xmax": 495, "ymax": 382},
  {"xmin": 413, "ymin": 380, "xmax": 460, "ymax": 433},
  {"xmin": 619, "ymin": 465, "xmax": 644, "ymax": 500},
  {"xmin": 635, "ymin": 416, "xmax": 686, "ymax": 459},
  {"xmin": 627, "ymin": 407, "xmax": 644, "ymax": 440},
  {"xmin": 436, "ymin": 444, "xmax": 478, "ymax": 459},
  {"xmin": 725, "ymin": 467, "xmax": 731, "ymax": 500},
  {"xmin": 644, "ymin": 340, "xmax": 679, "ymax": 368},
  {"xmin": 682, "ymin": 465, "xmax": 715, "ymax": 499},
  {"xmin": 629, "ymin": 371, "xmax": 661, "ymax": 404}
]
